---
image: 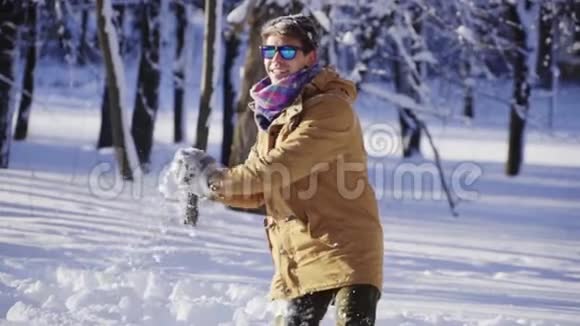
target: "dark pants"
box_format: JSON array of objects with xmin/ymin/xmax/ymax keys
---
[{"xmin": 286, "ymin": 284, "xmax": 380, "ymax": 326}]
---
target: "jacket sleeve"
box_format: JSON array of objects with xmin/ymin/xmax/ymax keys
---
[
  {"xmin": 220, "ymin": 94, "xmax": 355, "ymax": 196},
  {"xmin": 210, "ymin": 143, "xmax": 265, "ymax": 209}
]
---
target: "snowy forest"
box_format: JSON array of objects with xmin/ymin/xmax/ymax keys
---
[{"xmin": 0, "ymin": 0, "xmax": 579, "ymax": 324}]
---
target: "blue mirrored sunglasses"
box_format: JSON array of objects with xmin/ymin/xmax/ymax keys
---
[{"xmin": 260, "ymin": 45, "xmax": 304, "ymax": 60}]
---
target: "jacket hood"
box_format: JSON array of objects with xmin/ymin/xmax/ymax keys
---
[{"xmin": 303, "ymin": 67, "xmax": 357, "ymax": 104}]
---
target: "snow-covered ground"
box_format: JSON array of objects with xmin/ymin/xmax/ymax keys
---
[{"xmin": 1, "ymin": 56, "xmax": 580, "ymax": 325}]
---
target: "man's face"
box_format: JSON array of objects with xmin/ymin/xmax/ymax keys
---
[{"xmin": 262, "ymin": 34, "xmax": 316, "ymax": 84}]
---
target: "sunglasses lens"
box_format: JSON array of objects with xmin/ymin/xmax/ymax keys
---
[
  {"xmin": 261, "ymin": 46, "xmax": 276, "ymax": 59},
  {"xmin": 261, "ymin": 45, "xmax": 299, "ymax": 60},
  {"xmin": 279, "ymin": 46, "xmax": 297, "ymax": 60}
]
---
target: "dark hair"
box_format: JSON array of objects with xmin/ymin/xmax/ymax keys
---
[{"xmin": 260, "ymin": 14, "xmax": 320, "ymax": 53}]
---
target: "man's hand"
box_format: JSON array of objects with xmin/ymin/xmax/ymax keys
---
[{"xmin": 170, "ymin": 147, "xmax": 218, "ymax": 198}]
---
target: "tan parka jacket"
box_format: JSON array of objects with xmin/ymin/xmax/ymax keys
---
[{"xmin": 213, "ymin": 68, "xmax": 384, "ymax": 300}]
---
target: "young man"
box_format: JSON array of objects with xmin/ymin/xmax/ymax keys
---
[{"xmin": 172, "ymin": 14, "xmax": 383, "ymax": 325}]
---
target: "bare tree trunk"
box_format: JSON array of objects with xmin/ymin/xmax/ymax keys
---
[
  {"xmin": 50, "ymin": 0, "xmax": 76, "ymax": 65},
  {"xmin": 0, "ymin": 2, "xmax": 23, "ymax": 168},
  {"xmin": 113, "ymin": 4, "xmax": 126, "ymax": 54},
  {"xmin": 97, "ymin": 4, "xmax": 125, "ymax": 149},
  {"xmin": 506, "ymin": 3, "xmax": 531, "ymax": 176},
  {"xmin": 221, "ymin": 26, "xmax": 239, "ymax": 166},
  {"xmin": 388, "ymin": 5, "xmax": 424, "ymax": 158},
  {"xmin": 228, "ymin": 14, "xmax": 262, "ymax": 167},
  {"xmin": 460, "ymin": 54, "xmax": 474, "ymax": 119},
  {"xmin": 574, "ymin": 2, "xmax": 580, "ymax": 57},
  {"xmin": 463, "ymin": 85, "xmax": 474, "ymax": 119},
  {"xmin": 535, "ymin": 1, "xmax": 554, "ymax": 89},
  {"xmin": 131, "ymin": 0, "xmax": 161, "ymax": 169},
  {"xmin": 391, "ymin": 37, "xmax": 422, "ymax": 156},
  {"xmin": 187, "ymin": 0, "xmax": 219, "ymax": 226},
  {"xmin": 14, "ymin": 2, "xmax": 37, "ymax": 141},
  {"xmin": 77, "ymin": 0, "xmax": 90, "ymax": 65},
  {"xmin": 96, "ymin": 0, "xmax": 139, "ymax": 180},
  {"xmin": 398, "ymin": 109, "xmax": 421, "ymax": 157},
  {"xmin": 173, "ymin": 0, "xmax": 187, "ymax": 143},
  {"xmin": 97, "ymin": 89, "xmax": 113, "ymax": 148},
  {"xmin": 194, "ymin": 0, "xmax": 217, "ymax": 150}
]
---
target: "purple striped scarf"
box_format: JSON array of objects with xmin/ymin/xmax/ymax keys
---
[{"xmin": 250, "ymin": 63, "xmax": 322, "ymax": 130}]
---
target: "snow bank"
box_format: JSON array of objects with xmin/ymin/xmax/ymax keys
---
[{"xmin": 4, "ymin": 266, "xmax": 283, "ymax": 325}]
